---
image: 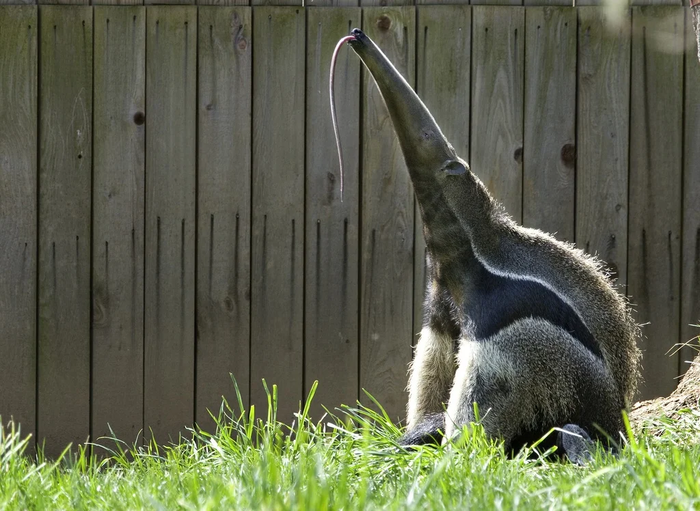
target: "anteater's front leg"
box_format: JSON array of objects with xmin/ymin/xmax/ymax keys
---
[
  {"xmin": 406, "ymin": 325, "xmax": 456, "ymax": 429},
  {"xmin": 401, "ymin": 281, "xmax": 459, "ymax": 445}
]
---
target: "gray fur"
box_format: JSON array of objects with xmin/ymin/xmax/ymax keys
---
[{"xmin": 347, "ymin": 29, "xmax": 641, "ymax": 453}]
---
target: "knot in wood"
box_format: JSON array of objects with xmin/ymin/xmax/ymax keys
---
[
  {"xmin": 561, "ymin": 143, "xmax": 576, "ymax": 168},
  {"xmin": 133, "ymin": 111, "xmax": 145, "ymax": 126},
  {"xmin": 377, "ymin": 15, "xmax": 391, "ymax": 31},
  {"xmin": 513, "ymin": 146, "xmax": 523, "ymax": 164}
]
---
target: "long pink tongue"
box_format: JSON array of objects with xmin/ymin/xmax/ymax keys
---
[{"xmin": 329, "ymin": 35, "xmax": 355, "ymax": 203}]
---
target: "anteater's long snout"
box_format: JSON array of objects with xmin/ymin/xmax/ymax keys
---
[{"xmin": 349, "ymin": 28, "xmax": 365, "ymax": 42}]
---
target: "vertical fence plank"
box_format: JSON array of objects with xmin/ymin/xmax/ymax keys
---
[
  {"xmin": 576, "ymin": 9, "xmax": 630, "ymax": 285},
  {"xmin": 523, "ymin": 7, "xmax": 576, "ymax": 241},
  {"xmin": 414, "ymin": 5, "xmax": 471, "ymax": 341},
  {"xmin": 682, "ymin": 8, "xmax": 700, "ymax": 374},
  {"xmin": 38, "ymin": 5, "xmax": 92, "ymax": 455},
  {"xmin": 471, "ymin": 6, "xmax": 524, "ymax": 222},
  {"xmin": 145, "ymin": 5, "xmax": 197, "ymax": 442},
  {"xmin": 305, "ymin": 7, "xmax": 361, "ymax": 418},
  {"xmin": 628, "ymin": 6, "xmax": 684, "ymax": 399},
  {"xmin": 92, "ymin": 6, "xmax": 145, "ymax": 447},
  {"xmin": 251, "ymin": 6, "xmax": 305, "ymax": 423},
  {"xmin": 360, "ymin": 7, "xmax": 415, "ymax": 423},
  {"xmin": 0, "ymin": 5, "xmax": 37, "ymax": 445},
  {"xmin": 196, "ymin": 6, "xmax": 252, "ymax": 431}
]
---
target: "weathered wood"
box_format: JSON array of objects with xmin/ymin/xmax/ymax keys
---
[
  {"xmin": 144, "ymin": 6, "xmax": 197, "ymax": 442},
  {"xmin": 38, "ymin": 0, "xmax": 88, "ymax": 5},
  {"xmin": 92, "ymin": 6, "xmax": 145, "ymax": 447},
  {"xmin": 251, "ymin": 0, "xmax": 299, "ymax": 6},
  {"xmin": 251, "ymin": 7, "xmax": 305, "ymax": 424},
  {"xmin": 472, "ymin": 0, "xmax": 521, "ymax": 7},
  {"xmin": 305, "ymin": 7, "xmax": 361, "ymax": 419},
  {"xmin": 305, "ymin": 0, "xmax": 359, "ymax": 6},
  {"xmin": 0, "ymin": 5, "xmax": 37, "ymax": 446},
  {"xmin": 681, "ymin": 8, "xmax": 700, "ymax": 375},
  {"xmin": 416, "ymin": 0, "xmax": 469, "ymax": 5},
  {"xmin": 524, "ymin": 0, "xmax": 569, "ymax": 6},
  {"xmin": 196, "ymin": 6, "xmax": 252, "ymax": 431},
  {"xmin": 197, "ymin": 0, "xmax": 247, "ymax": 6},
  {"xmin": 523, "ymin": 7, "xmax": 576, "ymax": 241},
  {"xmin": 93, "ymin": 0, "xmax": 143, "ymax": 7},
  {"xmin": 38, "ymin": 5, "xmax": 92, "ymax": 456},
  {"xmin": 361, "ymin": 0, "xmax": 412, "ymax": 6},
  {"xmin": 360, "ymin": 7, "xmax": 415, "ymax": 423},
  {"xmin": 576, "ymin": 7, "xmax": 630, "ymax": 285},
  {"xmin": 692, "ymin": 5, "xmax": 700, "ymax": 59},
  {"xmin": 145, "ymin": 0, "xmax": 193, "ymax": 6},
  {"xmin": 631, "ymin": 0, "xmax": 682, "ymax": 6},
  {"xmin": 0, "ymin": 0, "xmax": 35, "ymax": 5},
  {"xmin": 471, "ymin": 6, "xmax": 524, "ymax": 221},
  {"xmin": 628, "ymin": 6, "xmax": 684, "ymax": 399},
  {"xmin": 414, "ymin": 5, "xmax": 471, "ymax": 340}
]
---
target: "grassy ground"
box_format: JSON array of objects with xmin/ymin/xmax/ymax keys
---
[{"xmin": 1, "ymin": 382, "xmax": 699, "ymax": 510}]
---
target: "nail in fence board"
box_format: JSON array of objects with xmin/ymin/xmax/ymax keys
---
[
  {"xmin": 144, "ymin": 6, "xmax": 197, "ymax": 442},
  {"xmin": 360, "ymin": 7, "xmax": 415, "ymax": 422},
  {"xmin": 413, "ymin": 5, "xmax": 471, "ymax": 342},
  {"xmin": 681, "ymin": 8, "xmax": 700, "ymax": 375},
  {"xmin": 38, "ymin": 5, "xmax": 92, "ymax": 456},
  {"xmin": 0, "ymin": 5, "xmax": 37, "ymax": 445},
  {"xmin": 471, "ymin": 6, "xmax": 524, "ymax": 223},
  {"xmin": 576, "ymin": 8, "xmax": 630, "ymax": 285},
  {"xmin": 305, "ymin": 7, "xmax": 361, "ymax": 419},
  {"xmin": 523, "ymin": 7, "xmax": 576, "ymax": 242},
  {"xmin": 251, "ymin": 7, "xmax": 305, "ymax": 423},
  {"xmin": 628, "ymin": 6, "xmax": 684, "ymax": 399},
  {"xmin": 196, "ymin": 6, "xmax": 252, "ymax": 430},
  {"xmin": 92, "ymin": 6, "xmax": 145, "ymax": 447}
]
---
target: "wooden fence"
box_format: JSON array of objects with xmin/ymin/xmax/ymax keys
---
[{"xmin": 0, "ymin": 2, "xmax": 698, "ymax": 456}]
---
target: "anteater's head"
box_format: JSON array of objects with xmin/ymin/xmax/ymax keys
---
[{"xmin": 347, "ymin": 28, "xmax": 468, "ymax": 188}]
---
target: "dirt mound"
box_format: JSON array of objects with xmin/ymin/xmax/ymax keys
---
[{"xmin": 630, "ymin": 354, "xmax": 700, "ymax": 432}]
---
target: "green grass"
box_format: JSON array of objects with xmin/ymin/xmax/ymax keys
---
[{"xmin": 1, "ymin": 381, "xmax": 699, "ymax": 510}]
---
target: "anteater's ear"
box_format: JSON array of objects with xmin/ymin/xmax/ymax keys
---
[{"xmin": 441, "ymin": 160, "xmax": 468, "ymax": 175}]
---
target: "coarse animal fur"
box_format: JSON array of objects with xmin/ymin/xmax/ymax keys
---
[{"xmin": 346, "ymin": 28, "xmax": 641, "ymax": 459}]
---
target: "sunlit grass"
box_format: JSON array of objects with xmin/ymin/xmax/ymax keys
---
[{"xmin": 1, "ymin": 380, "xmax": 699, "ymax": 510}]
